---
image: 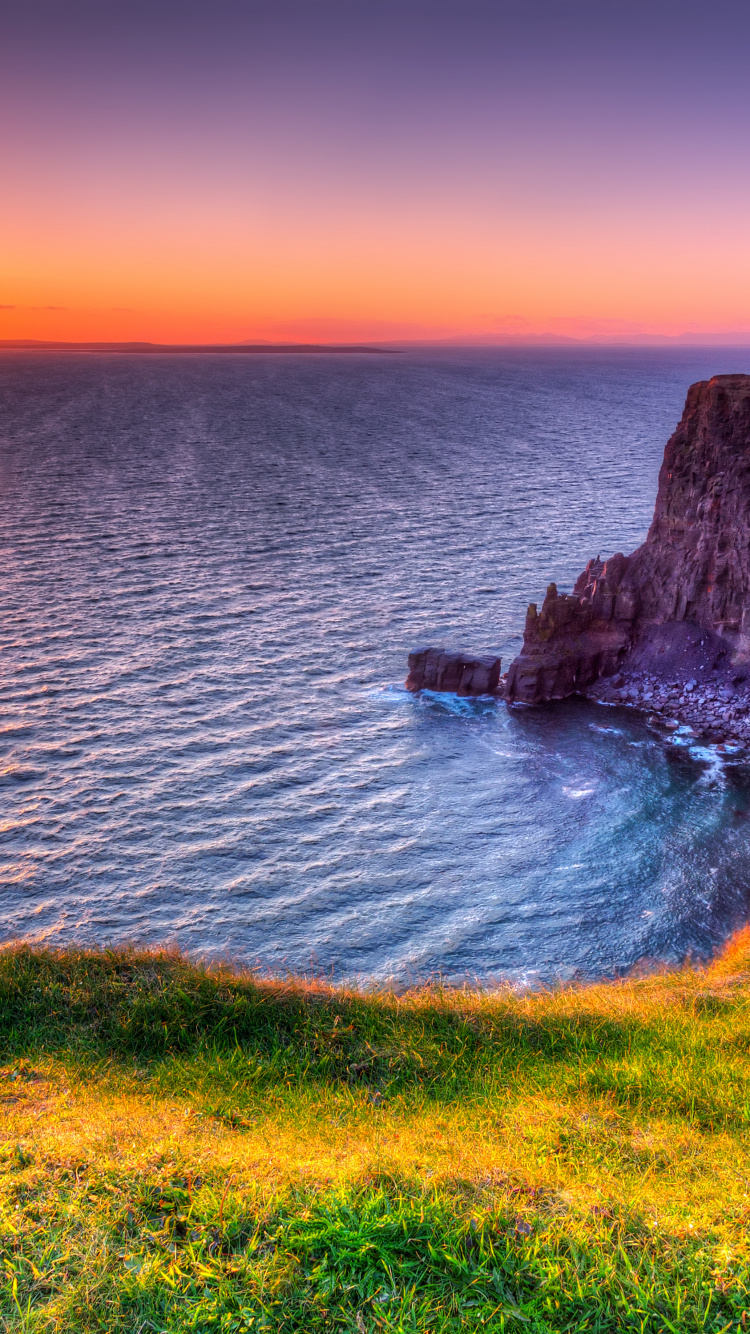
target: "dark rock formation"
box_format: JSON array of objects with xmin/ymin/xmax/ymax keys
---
[
  {"xmin": 506, "ymin": 374, "xmax": 750, "ymax": 704},
  {"xmin": 406, "ymin": 647, "xmax": 502, "ymax": 696}
]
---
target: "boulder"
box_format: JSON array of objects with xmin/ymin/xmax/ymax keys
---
[{"xmin": 406, "ymin": 647, "xmax": 502, "ymax": 696}]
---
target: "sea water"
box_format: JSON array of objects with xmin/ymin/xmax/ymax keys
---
[{"xmin": 2, "ymin": 346, "xmax": 750, "ymax": 984}]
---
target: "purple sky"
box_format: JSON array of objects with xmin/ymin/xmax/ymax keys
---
[{"xmin": 2, "ymin": 0, "xmax": 750, "ymax": 341}]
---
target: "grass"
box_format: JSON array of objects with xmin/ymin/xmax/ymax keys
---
[{"xmin": 3, "ymin": 937, "xmax": 750, "ymax": 1330}]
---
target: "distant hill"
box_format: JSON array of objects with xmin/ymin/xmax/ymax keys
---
[{"xmin": 0, "ymin": 340, "xmax": 399, "ymax": 354}]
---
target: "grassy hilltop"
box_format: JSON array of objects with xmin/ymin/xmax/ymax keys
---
[{"xmin": 3, "ymin": 938, "xmax": 750, "ymax": 1331}]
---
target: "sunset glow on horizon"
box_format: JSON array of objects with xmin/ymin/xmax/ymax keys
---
[{"xmin": 3, "ymin": 0, "xmax": 750, "ymax": 346}]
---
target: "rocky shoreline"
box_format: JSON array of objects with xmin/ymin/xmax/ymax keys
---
[{"xmin": 585, "ymin": 669, "xmax": 750, "ymax": 747}]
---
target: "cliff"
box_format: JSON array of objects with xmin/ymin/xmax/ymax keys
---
[{"xmin": 506, "ymin": 373, "xmax": 750, "ymax": 703}]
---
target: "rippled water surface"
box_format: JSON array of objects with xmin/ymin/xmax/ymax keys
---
[{"xmin": 2, "ymin": 347, "xmax": 750, "ymax": 983}]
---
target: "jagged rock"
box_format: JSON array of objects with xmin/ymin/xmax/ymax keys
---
[
  {"xmin": 406, "ymin": 647, "xmax": 502, "ymax": 696},
  {"xmin": 504, "ymin": 572, "xmax": 633, "ymax": 703},
  {"xmin": 506, "ymin": 374, "xmax": 750, "ymax": 704}
]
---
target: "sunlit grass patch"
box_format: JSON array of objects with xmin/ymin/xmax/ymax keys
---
[{"xmin": 2, "ymin": 935, "xmax": 750, "ymax": 1329}]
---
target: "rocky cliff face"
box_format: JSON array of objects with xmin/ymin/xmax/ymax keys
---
[{"xmin": 506, "ymin": 374, "xmax": 750, "ymax": 703}]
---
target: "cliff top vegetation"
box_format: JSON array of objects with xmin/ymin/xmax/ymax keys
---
[{"xmin": 2, "ymin": 936, "xmax": 750, "ymax": 1330}]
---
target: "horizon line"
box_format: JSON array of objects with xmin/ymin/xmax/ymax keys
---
[{"xmin": 3, "ymin": 336, "xmax": 750, "ymax": 353}]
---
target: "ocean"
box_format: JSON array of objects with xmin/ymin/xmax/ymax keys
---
[{"xmin": 2, "ymin": 345, "xmax": 750, "ymax": 984}]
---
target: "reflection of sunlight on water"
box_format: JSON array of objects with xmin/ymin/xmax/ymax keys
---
[
  {"xmin": 0, "ymin": 765, "xmax": 46, "ymax": 783},
  {"xmin": 1, "ymin": 861, "xmax": 38, "ymax": 886}
]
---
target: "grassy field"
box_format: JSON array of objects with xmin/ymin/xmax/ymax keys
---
[{"xmin": 3, "ymin": 938, "xmax": 750, "ymax": 1331}]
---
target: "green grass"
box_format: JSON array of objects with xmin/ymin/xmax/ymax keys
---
[{"xmin": 2, "ymin": 937, "xmax": 750, "ymax": 1331}]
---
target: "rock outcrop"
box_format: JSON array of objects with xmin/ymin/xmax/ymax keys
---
[
  {"xmin": 406, "ymin": 647, "xmax": 502, "ymax": 696},
  {"xmin": 506, "ymin": 374, "xmax": 750, "ymax": 703}
]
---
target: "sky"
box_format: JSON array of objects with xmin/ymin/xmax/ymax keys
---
[{"xmin": 2, "ymin": 0, "xmax": 750, "ymax": 345}]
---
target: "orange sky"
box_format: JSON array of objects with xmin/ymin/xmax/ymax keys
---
[{"xmin": 2, "ymin": 1, "xmax": 750, "ymax": 345}]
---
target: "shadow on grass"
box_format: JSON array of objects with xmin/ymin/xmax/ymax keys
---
[{"xmin": 1, "ymin": 944, "xmax": 749, "ymax": 1126}]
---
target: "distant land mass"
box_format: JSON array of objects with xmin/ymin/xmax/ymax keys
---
[{"xmin": 0, "ymin": 340, "xmax": 399, "ymax": 355}]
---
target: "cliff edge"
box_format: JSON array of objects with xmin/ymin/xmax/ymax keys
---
[{"xmin": 505, "ymin": 374, "xmax": 750, "ymax": 703}]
